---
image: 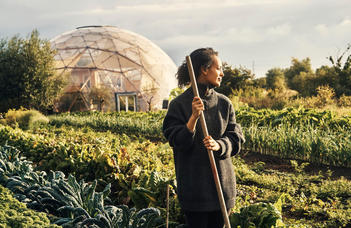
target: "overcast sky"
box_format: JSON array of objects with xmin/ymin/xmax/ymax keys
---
[{"xmin": 1, "ymin": 0, "xmax": 350, "ymax": 77}]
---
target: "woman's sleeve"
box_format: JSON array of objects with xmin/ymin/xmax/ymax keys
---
[
  {"xmin": 215, "ymin": 104, "xmax": 245, "ymax": 159},
  {"xmin": 162, "ymin": 100, "xmax": 195, "ymax": 151}
]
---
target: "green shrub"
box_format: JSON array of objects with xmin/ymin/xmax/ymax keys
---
[
  {"xmin": 2, "ymin": 109, "xmax": 49, "ymax": 130},
  {"xmin": 315, "ymin": 85, "xmax": 336, "ymax": 108},
  {"xmin": 338, "ymin": 95, "xmax": 351, "ymax": 107},
  {"xmin": 229, "ymin": 95, "xmax": 248, "ymax": 110}
]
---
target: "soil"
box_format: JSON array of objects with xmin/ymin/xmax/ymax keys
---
[{"xmin": 240, "ymin": 151, "xmax": 351, "ymax": 180}]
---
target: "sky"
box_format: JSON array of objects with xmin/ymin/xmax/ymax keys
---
[{"xmin": 0, "ymin": 0, "xmax": 350, "ymax": 78}]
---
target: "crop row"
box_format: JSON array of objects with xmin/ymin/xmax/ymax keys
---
[
  {"xmin": 0, "ymin": 125, "xmax": 120, "ymax": 180},
  {"xmin": 236, "ymin": 106, "xmax": 351, "ymax": 129},
  {"xmin": 50, "ymin": 107, "xmax": 351, "ymax": 134},
  {"xmin": 49, "ymin": 111, "xmax": 164, "ymax": 141},
  {"xmin": 48, "ymin": 108, "xmax": 351, "ymax": 168},
  {"xmin": 243, "ymin": 123, "xmax": 351, "ymax": 167}
]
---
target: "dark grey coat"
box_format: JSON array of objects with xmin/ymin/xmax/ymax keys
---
[{"xmin": 162, "ymin": 84, "xmax": 245, "ymax": 211}]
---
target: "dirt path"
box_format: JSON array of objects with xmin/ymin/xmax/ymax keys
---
[{"xmin": 240, "ymin": 151, "xmax": 351, "ymax": 180}]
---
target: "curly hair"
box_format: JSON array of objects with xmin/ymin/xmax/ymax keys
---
[{"xmin": 176, "ymin": 47, "xmax": 218, "ymax": 88}]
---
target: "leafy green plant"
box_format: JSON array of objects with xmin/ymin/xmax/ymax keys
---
[
  {"xmin": 0, "ymin": 184, "xmax": 59, "ymax": 227},
  {"xmin": 6, "ymin": 171, "xmax": 65, "ymax": 214},
  {"xmin": 230, "ymin": 202, "xmax": 283, "ymax": 228},
  {"xmin": 127, "ymin": 171, "xmax": 173, "ymax": 210},
  {"xmin": 55, "ymin": 177, "xmax": 111, "ymax": 219},
  {"xmin": 0, "ymin": 144, "xmax": 33, "ymax": 185},
  {"xmin": 76, "ymin": 206, "xmax": 166, "ymax": 228},
  {"xmin": 6, "ymin": 170, "xmax": 113, "ymax": 220},
  {"xmin": 290, "ymin": 160, "xmax": 309, "ymax": 174}
]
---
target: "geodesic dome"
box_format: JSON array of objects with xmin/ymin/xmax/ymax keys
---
[{"xmin": 50, "ymin": 25, "xmax": 177, "ymax": 112}]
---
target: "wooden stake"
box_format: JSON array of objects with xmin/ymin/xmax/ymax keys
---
[
  {"xmin": 186, "ymin": 56, "xmax": 231, "ymax": 228},
  {"xmin": 166, "ymin": 184, "xmax": 169, "ymax": 228}
]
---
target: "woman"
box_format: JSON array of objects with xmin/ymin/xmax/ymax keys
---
[{"xmin": 163, "ymin": 47, "xmax": 245, "ymax": 228}]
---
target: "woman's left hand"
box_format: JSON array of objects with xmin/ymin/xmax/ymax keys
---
[{"xmin": 203, "ymin": 136, "xmax": 220, "ymax": 151}]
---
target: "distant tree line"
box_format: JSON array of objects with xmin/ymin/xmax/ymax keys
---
[{"xmin": 216, "ymin": 44, "xmax": 351, "ymax": 101}]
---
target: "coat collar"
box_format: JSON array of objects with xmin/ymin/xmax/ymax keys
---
[{"xmin": 197, "ymin": 83, "xmax": 214, "ymax": 99}]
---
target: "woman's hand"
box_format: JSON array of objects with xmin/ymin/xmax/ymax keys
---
[
  {"xmin": 203, "ymin": 136, "xmax": 220, "ymax": 151},
  {"xmin": 191, "ymin": 96, "xmax": 204, "ymax": 119},
  {"xmin": 186, "ymin": 96, "xmax": 204, "ymax": 133}
]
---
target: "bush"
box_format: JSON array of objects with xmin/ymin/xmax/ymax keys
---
[
  {"xmin": 1, "ymin": 109, "xmax": 49, "ymax": 130},
  {"xmin": 338, "ymin": 95, "xmax": 351, "ymax": 107},
  {"xmin": 229, "ymin": 95, "xmax": 248, "ymax": 110},
  {"xmin": 315, "ymin": 85, "xmax": 336, "ymax": 107},
  {"xmin": 236, "ymin": 88, "xmax": 297, "ymax": 110}
]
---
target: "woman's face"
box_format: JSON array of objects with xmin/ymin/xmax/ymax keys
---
[{"xmin": 198, "ymin": 55, "xmax": 224, "ymax": 87}]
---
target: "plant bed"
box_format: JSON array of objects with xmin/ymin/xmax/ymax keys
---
[{"xmin": 240, "ymin": 151, "xmax": 351, "ymax": 180}]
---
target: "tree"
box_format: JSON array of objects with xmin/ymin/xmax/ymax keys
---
[
  {"xmin": 285, "ymin": 58, "xmax": 313, "ymax": 91},
  {"xmin": 0, "ymin": 30, "xmax": 66, "ymax": 113},
  {"xmin": 252, "ymin": 77, "xmax": 267, "ymax": 89},
  {"xmin": 265, "ymin": 68, "xmax": 286, "ymax": 91},
  {"xmin": 215, "ymin": 63, "xmax": 255, "ymax": 96},
  {"xmin": 328, "ymin": 44, "xmax": 351, "ymax": 96},
  {"xmin": 291, "ymin": 71, "xmax": 320, "ymax": 97},
  {"xmin": 315, "ymin": 65, "xmax": 338, "ymax": 88}
]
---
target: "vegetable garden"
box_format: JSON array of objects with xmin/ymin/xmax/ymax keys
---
[{"xmin": 0, "ymin": 107, "xmax": 350, "ymax": 227}]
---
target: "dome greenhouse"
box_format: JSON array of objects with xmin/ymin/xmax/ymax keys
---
[{"xmin": 50, "ymin": 25, "xmax": 177, "ymax": 112}]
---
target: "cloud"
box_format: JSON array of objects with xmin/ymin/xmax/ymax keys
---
[
  {"xmin": 267, "ymin": 24, "xmax": 291, "ymax": 37},
  {"xmin": 315, "ymin": 24, "xmax": 328, "ymax": 35},
  {"xmin": 338, "ymin": 17, "xmax": 351, "ymax": 27},
  {"xmin": 157, "ymin": 22, "xmax": 292, "ymax": 50},
  {"xmin": 314, "ymin": 16, "xmax": 351, "ymax": 39},
  {"xmin": 113, "ymin": 0, "xmax": 294, "ymax": 12}
]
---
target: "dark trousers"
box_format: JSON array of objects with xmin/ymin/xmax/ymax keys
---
[{"xmin": 184, "ymin": 210, "xmax": 224, "ymax": 228}]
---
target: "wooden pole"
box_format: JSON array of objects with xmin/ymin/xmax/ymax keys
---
[
  {"xmin": 186, "ymin": 56, "xmax": 231, "ymax": 228},
  {"xmin": 166, "ymin": 184, "xmax": 170, "ymax": 228}
]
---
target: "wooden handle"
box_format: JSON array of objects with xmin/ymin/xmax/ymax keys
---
[
  {"xmin": 186, "ymin": 56, "xmax": 231, "ymax": 228},
  {"xmin": 166, "ymin": 184, "xmax": 169, "ymax": 228}
]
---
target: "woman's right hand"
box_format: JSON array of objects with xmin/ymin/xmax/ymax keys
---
[
  {"xmin": 191, "ymin": 96, "xmax": 204, "ymax": 119},
  {"xmin": 186, "ymin": 96, "xmax": 204, "ymax": 133}
]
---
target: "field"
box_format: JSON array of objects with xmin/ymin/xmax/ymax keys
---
[{"xmin": 0, "ymin": 107, "xmax": 350, "ymax": 227}]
